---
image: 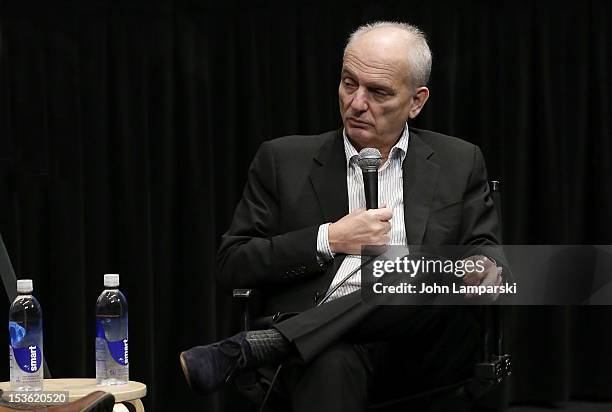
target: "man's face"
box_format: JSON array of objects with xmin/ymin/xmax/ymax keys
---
[{"xmin": 338, "ymin": 30, "xmax": 425, "ymax": 151}]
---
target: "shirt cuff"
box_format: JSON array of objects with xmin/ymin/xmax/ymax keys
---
[{"xmin": 316, "ymin": 223, "xmax": 334, "ymax": 262}]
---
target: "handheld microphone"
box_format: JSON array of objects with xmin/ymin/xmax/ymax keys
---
[{"xmin": 357, "ymin": 148, "xmax": 382, "ymax": 209}]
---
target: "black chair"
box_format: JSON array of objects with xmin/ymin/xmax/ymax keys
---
[{"xmin": 232, "ymin": 180, "xmax": 511, "ymax": 412}]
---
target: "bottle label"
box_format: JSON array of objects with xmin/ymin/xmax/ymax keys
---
[
  {"xmin": 11, "ymin": 345, "xmax": 42, "ymax": 373},
  {"xmin": 96, "ymin": 319, "xmax": 128, "ymax": 366},
  {"xmin": 107, "ymin": 339, "xmax": 128, "ymax": 366}
]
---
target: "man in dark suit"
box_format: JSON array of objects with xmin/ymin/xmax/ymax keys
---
[{"xmin": 181, "ymin": 21, "xmax": 505, "ymax": 411}]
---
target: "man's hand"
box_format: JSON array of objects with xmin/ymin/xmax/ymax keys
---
[
  {"xmin": 461, "ymin": 255, "xmax": 503, "ymax": 302},
  {"xmin": 328, "ymin": 207, "xmax": 392, "ymax": 255}
]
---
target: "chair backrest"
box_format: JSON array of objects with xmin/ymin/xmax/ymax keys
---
[
  {"xmin": 489, "ymin": 180, "xmax": 503, "ymax": 233},
  {"xmin": 487, "ymin": 180, "xmax": 504, "ymax": 357}
]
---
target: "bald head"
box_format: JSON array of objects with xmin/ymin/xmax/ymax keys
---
[
  {"xmin": 344, "ymin": 22, "xmax": 432, "ymax": 88},
  {"xmin": 338, "ymin": 21, "xmax": 431, "ymax": 157}
]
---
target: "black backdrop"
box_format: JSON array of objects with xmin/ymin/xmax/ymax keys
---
[{"xmin": 1, "ymin": 0, "xmax": 611, "ymax": 411}]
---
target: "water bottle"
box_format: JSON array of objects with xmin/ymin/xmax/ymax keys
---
[
  {"xmin": 9, "ymin": 279, "xmax": 43, "ymax": 391},
  {"xmin": 95, "ymin": 273, "xmax": 129, "ymax": 385}
]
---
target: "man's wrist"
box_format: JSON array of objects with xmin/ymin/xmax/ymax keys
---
[{"xmin": 316, "ymin": 223, "xmax": 335, "ymax": 261}]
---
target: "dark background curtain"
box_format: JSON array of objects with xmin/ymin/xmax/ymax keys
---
[{"xmin": 1, "ymin": 0, "xmax": 611, "ymax": 411}]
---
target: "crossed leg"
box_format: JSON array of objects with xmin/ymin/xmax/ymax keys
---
[{"xmin": 274, "ymin": 294, "xmax": 479, "ymax": 410}]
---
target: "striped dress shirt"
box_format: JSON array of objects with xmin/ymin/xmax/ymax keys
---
[{"xmin": 317, "ymin": 125, "xmax": 409, "ymax": 302}]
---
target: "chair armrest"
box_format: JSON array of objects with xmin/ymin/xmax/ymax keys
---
[
  {"xmin": 233, "ymin": 289, "xmax": 257, "ymax": 299},
  {"xmin": 233, "ymin": 289, "xmax": 262, "ymax": 330}
]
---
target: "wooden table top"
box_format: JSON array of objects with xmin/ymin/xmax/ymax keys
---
[{"xmin": 0, "ymin": 379, "xmax": 147, "ymax": 402}]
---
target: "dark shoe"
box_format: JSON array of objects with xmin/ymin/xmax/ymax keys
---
[
  {"xmin": 0, "ymin": 390, "xmax": 115, "ymax": 412},
  {"xmin": 180, "ymin": 331, "xmax": 252, "ymax": 395}
]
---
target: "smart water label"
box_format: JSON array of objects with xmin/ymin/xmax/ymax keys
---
[
  {"xmin": 10, "ymin": 345, "xmax": 42, "ymax": 373},
  {"xmin": 107, "ymin": 339, "xmax": 128, "ymax": 366},
  {"xmin": 96, "ymin": 318, "xmax": 128, "ymax": 366}
]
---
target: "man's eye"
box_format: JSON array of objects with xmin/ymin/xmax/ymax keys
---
[{"xmin": 343, "ymin": 80, "xmax": 356, "ymax": 88}]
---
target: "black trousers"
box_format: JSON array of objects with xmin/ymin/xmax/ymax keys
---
[{"xmin": 274, "ymin": 290, "xmax": 480, "ymax": 412}]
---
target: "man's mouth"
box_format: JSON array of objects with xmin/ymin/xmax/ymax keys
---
[{"xmin": 347, "ymin": 117, "xmax": 371, "ymax": 128}]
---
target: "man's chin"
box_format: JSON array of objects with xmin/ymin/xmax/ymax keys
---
[{"xmin": 345, "ymin": 127, "xmax": 376, "ymax": 147}]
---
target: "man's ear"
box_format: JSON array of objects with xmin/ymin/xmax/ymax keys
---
[{"xmin": 408, "ymin": 87, "xmax": 430, "ymax": 119}]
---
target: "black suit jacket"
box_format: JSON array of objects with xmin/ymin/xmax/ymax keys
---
[{"xmin": 217, "ymin": 127, "xmax": 502, "ymax": 314}]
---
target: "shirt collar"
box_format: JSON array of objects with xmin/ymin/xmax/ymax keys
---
[{"xmin": 342, "ymin": 123, "xmax": 410, "ymax": 167}]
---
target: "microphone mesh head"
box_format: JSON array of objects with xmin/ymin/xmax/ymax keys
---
[{"xmin": 357, "ymin": 148, "xmax": 382, "ymax": 171}]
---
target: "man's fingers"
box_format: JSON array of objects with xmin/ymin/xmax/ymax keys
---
[
  {"xmin": 485, "ymin": 267, "xmax": 502, "ymax": 301},
  {"xmin": 461, "ymin": 256, "xmax": 503, "ymax": 301},
  {"xmin": 479, "ymin": 266, "xmax": 500, "ymax": 288},
  {"xmin": 462, "ymin": 255, "xmax": 495, "ymax": 284},
  {"xmin": 496, "ymin": 267, "xmax": 503, "ymax": 285},
  {"xmin": 351, "ymin": 207, "xmax": 367, "ymax": 215},
  {"xmin": 381, "ymin": 221, "xmax": 392, "ymax": 233},
  {"xmin": 369, "ymin": 207, "xmax": 392, "ymax": 221},
  {"xmin": 463, "ymin": 269, "xmax": 485, "ymax": 286}
]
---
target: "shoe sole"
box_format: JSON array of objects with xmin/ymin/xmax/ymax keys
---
[{"xmin": 179, "ymin": 352, "xmax": 193, "ymax": 390}]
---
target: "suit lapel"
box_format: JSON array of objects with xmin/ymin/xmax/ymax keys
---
[
  {"xmin": 309, "ymin": 130, "xmax": 349, "ymax": 223},
  {"xmin": 403, "ymin": 129, "xmax": 439, "ymax": 246},
  {"xmin": 309, "ymin": 130, "xmax": 349, "ymax": 295}
]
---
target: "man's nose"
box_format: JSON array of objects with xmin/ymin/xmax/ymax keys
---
[{"xmin": 350, "ymin": 87, "xmax": 369, "ymax": 113}]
